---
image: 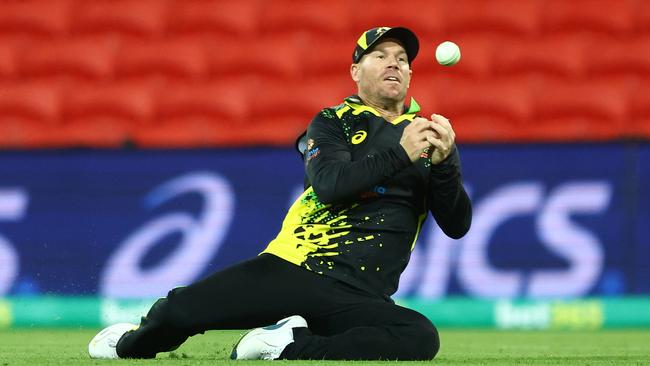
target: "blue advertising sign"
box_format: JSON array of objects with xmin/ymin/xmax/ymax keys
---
[
  {"xmin": 0, "ymin": 144, "xmax": 646, "ymax": 299},
  {"xmin": 635, "ymin": 145, "xmax": 650, "ymax": 294}
]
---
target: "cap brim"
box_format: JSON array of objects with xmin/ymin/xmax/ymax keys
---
[{"xmin": 366, "ymin": 27, "xmax": 420, "ymax": 64}]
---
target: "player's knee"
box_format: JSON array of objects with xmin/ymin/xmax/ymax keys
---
[
  {"xmin": 405, "ymin": 323, "xmax": 440, "ymax": 360},
  {"xmin": 146, "ymin": 288, "xmax": 194, "ymax": 331}
]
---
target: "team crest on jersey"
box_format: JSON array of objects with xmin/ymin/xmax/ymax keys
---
[{"xmin": 351, "ymin": 130, "xmax": 367, "ymax": 145}]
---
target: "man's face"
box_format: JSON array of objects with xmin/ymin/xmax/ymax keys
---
[{"xmin": 351, "ymin": 39, "xmax": 412, "ymax": 102}]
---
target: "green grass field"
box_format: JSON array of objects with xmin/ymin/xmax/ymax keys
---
[{"xmin": 1, "ymin": 328, "xmax": 648, "ymax": 365}]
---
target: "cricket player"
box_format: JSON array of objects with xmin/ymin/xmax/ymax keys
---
[{"xmin": 89, "ymin": 26, "xmax": 472, "ymax": 361}]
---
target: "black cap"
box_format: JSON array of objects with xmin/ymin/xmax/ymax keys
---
[{"xmin": 352, "ymin": 27, "xmax": 419, "ymax": 64}]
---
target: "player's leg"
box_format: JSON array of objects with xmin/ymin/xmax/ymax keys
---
[
  {"xmin": 281, "ymin": 286, "xmax": 440, "ymax": 360},
  {"xmin": 112, "ymin": 253, "xmax": 312, "ymax": 358}
]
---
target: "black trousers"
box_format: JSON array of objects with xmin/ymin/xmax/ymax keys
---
[{"xmin": 116, "ymin": 253, "xmax": 440, "ymax": 360}]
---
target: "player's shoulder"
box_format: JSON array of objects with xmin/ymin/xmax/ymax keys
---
[
  {"xmin": 315, "ymin": 95, "xmax": 366, "ymax": 121},
  {"xmin": 317, "ymin": 98, "xmax": 352, "ymax": 119},
  {"xmin": 316, "ymin": 106, "xmax": 341, "ymax": 121}
]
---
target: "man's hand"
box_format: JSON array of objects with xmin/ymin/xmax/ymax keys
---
[
  {"xmin": 399, "ymin": 117, "xmax": 437, "ymax": 162},
  {"xmin": 399, "ymin": 114, "xmax": 455, "ymax": 164},
  {"xmin": 427, "ymin": 114, "xmax": 455, "ymax": 165}
]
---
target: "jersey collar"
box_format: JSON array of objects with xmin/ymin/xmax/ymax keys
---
[{"xmin": 336, "ymin": 95, "xmax": 420, "ymax": 125}]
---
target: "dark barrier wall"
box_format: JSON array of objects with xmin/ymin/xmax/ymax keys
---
[{"xmin": 0, "ymin": 144, "xmax": 647, "ymax": 299}]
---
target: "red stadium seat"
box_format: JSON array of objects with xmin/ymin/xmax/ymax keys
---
[
  {"xmin": 297, "ymin": 76, "xmax": 355, "ymax": 112},
  {"xmin": 584, "ymin": 36, "xmax": 650, "ymax": 77},
  {"xmin": 18, "ymin": 37, "xmax": 117, "ymax": 80},
  {"xmin": 0, "ymin": 120, "xmax": 69, "ymax": 148},
  {"xmin": 206, "ymin": 35, "xmax": 301, "ymax": 79},
  {"xmin": 410, "ymin": 76, "xmax": 530, "ymax": 143},
  {"xmin": 455, "ymin": 115, "xmax": 532, "ymax": 143},
  {"xmin": 637, "ymin": 1, "xmax": 650, "ymax": 34},
  {"xmin": 352, "ymin": 0, "xmax": 444, "ymax": 40},
  {"xmin": 135, "ymin": 80, "xmax": 251, "ymax": 147},
  {"xmin": 242, "ymin": 75, "xmax": 353, "ymax": 146},
  {"xmin": 168, "ymin": 0, "xmax": 259, "ymax": 36},
  {"xmin": 58, "ymin": 119, "xmax": 132, "ymax": 148},
  {"xmin": 0, "ymin": 82, "xmax": 65, "ymax": 147},
  {"xmin": 250, "ymin": 116, "xmax": 309, "ymax": 145},
  {"xmin": 416, "ymin": 35, "xmax": 494, "ymax": 78},
  {"xmin": 435, "ymin": 77, "xmax": 532, "ymax": 123},
  {"xmin": 115, "ymin": 38, "xmax": 208, "ymax": 80},
  {"xmin": 629, "ymin": 81, "xmax": 650, "ymax": 138},
  {"xmin": 133, "ymin": 118, "xmax": 254, "ymax": 148},
  {"xmin": 61, "ymin": 82, "xmax": 155, "ymax": 125},
  {"xmin": 407, "ymin": 76, "xmax": 444, "ymax": 117},
  {"xmin": 0, "ymin": 82, "xmax": 61, "ymax": 123},
  {"xmin": 156, "ymin": 80, "xmax": 249, "ymax": 123},
  {"xmin": 527, "ymin": 119, "xmax": 622, "ymax": 142},
  {"xmin": 303, "ymin": 39, "xmax": 352, "ymax": 77},
  {"xmin": 442, "ymin": 0, "xmax": 542, "ymax": 36},
  {"xmin": 0, "ymin": 44, "xmax": 18, "ymax": 79},
  {"xmin": 541, "ymin": 0, "xmax": 635, "ymax": 35},
  {"xmin": 434, "ymin": 77, "xmax": 533, "ymax": 142},
  {"xmin": 492, "ymin": 35, "xmax": 586, "ymax": 79},
  {"xmin": 60, "ymin": 82, "xmax": 157, "ymax": 147},
  {"xmin": 531, "ymin": 80, "xmax": 629, "ymax": 140},
  {"xmin": 259, "ymin": 0, "xmax": 350, "ymax": 36},
  {"xmin": 249, "ymin": 75, "xmax": 352, "ymax": 119},
  {"xmin": 0, "ymin": 0, "xmax": 71, "ymax": 37},
  {"xmin": 72, "ymin": 0, "xmax": 169, "ymax": 38}
]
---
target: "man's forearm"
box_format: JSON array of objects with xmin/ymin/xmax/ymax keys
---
[
  {"xmin": 309, "ymin": 145, "xmax": 411, "ymax": 204},
  {"xmin": 428, "ymin": 147, "xmax": 472, "ymax": 238}
]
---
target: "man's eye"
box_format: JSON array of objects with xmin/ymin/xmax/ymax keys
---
[
  {"xmin": 377, "ymin": 54, "xmax": 384, "ymax": 59},
  {"xmin": 398, "ymin": 57, "xmax": 406, "ymax": 62}
]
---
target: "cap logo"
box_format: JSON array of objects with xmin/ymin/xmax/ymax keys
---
[{"xmin": 376, "ymin": 27, "xmax": 390, "ymax": 36}]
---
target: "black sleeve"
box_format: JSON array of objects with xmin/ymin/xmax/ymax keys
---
[
  {"xmin": 304, "ymin": 110, "xmax": 412, "ymax": 204},
  {"xmin": 428, "ymin": 145, "xmax": 472, "ymax": 239}
]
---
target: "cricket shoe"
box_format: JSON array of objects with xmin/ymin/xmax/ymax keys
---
[
  {"xmin": 230, "ymin": 315, "xmax": 308, "ymax": 360},
  {"xmin": 88, "ymin": 323, "xmax": 138, "ymax": 359}
]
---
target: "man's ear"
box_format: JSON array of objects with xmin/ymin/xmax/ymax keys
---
[{"xmin": 350, "ymin": 63, "xmax": 360, "ymax": 82}]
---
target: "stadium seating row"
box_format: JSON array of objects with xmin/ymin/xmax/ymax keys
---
[
  {"xmin": 2, "ymin": 35, "xmax": 650, "ymax": 81},
  {"xmin": 0, "ymin": 77, "xmax": 647, "ymax": 147},
  {"xmin": 2, "ymin": 0, "xmax": 650, "ymax": 39}
]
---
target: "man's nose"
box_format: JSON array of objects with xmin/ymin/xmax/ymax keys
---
[{"xmin": 386, "ymin": 58, "xmax": 399, "ymax": 69}]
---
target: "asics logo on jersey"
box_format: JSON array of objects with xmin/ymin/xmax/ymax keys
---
[{"xmin": 351, "ymin": 130, "xmax": 367, "ymax": 145}]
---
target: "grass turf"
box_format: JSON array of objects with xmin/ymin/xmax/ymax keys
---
[{"xmin": 0, "ymin": 328, "xmax": 649, "ymax": 365}]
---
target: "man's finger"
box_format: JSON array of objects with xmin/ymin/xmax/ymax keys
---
[
  {"xmin": 431, "ymin": 114, "xmax": 451, "ymax": 127},
  {"xmin": 430, "ymin": 123, "xmax": 449, "ymax": 141},
  {"xmin": 431, "ymin": 114, "xmax": 450, "ymax": 125},
  {"xmin": 409, "ymin": 118, "xmax": 432, "ymax": 133},
  {"xmin": 432, "ymin": 114, "xmax": 454, "ymax": 134},
  {"xmin": 413, "ymin": 117, "xmax": 429, "ymax": 123}
]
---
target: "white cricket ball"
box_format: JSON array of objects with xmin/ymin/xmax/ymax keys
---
[{"xmin": 435, "ymin": 41, "xmax": 461, "ymax": 66}]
